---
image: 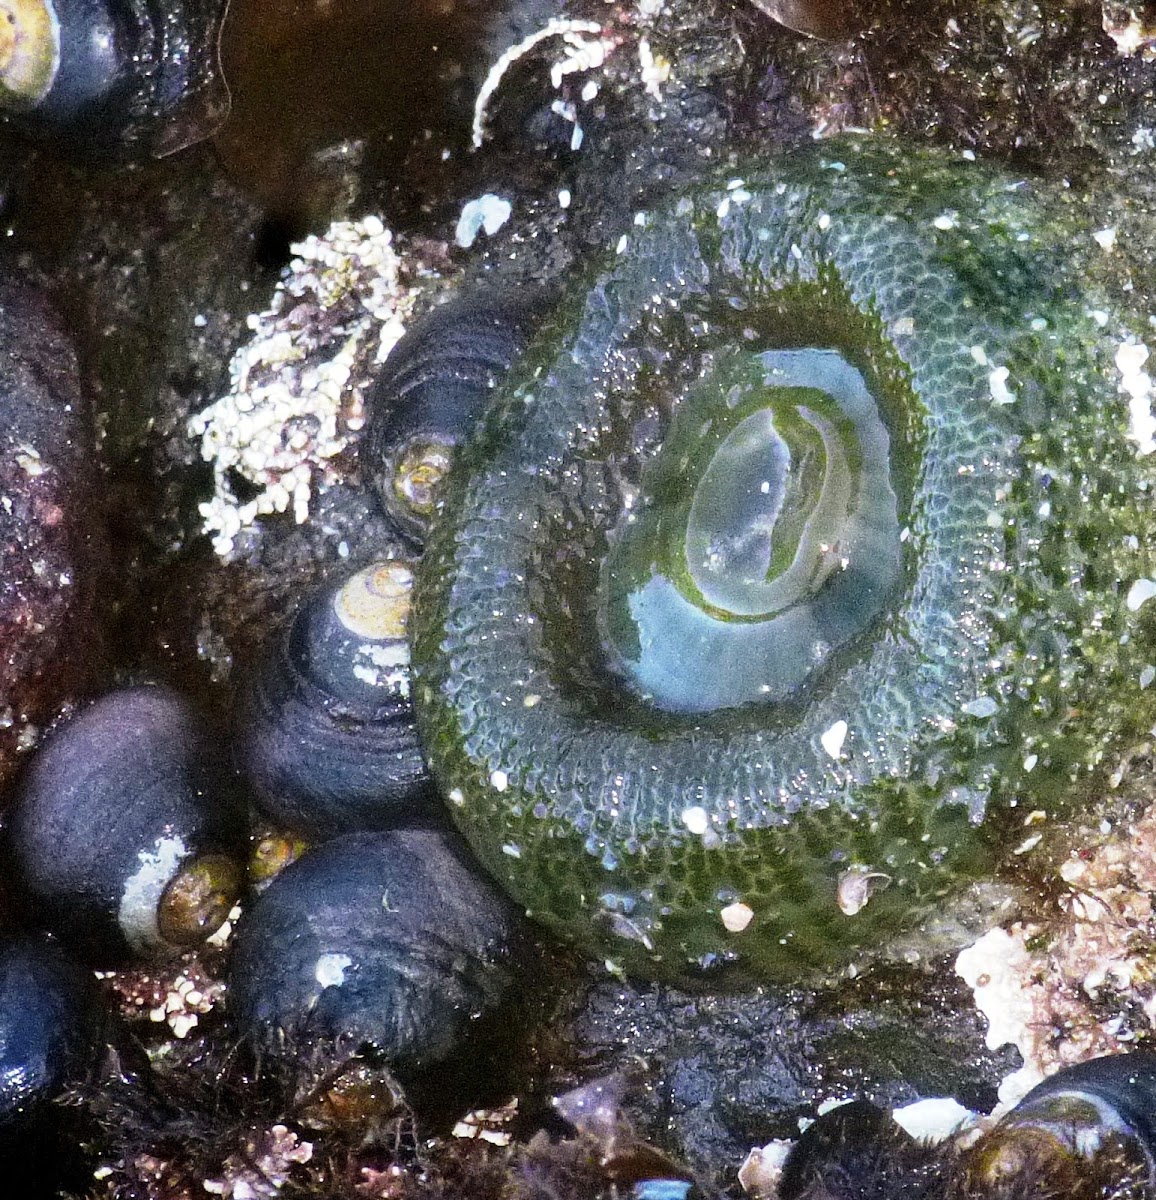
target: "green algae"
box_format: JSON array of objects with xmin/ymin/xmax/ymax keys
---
[{"xmin": 411, "ymin": 141, "xmax": 1156, "ymax": 982}]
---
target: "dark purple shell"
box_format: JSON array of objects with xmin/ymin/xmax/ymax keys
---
[
  {"xmin": 363, "ymin": 291, "xmax": 543, "ymax": 543},
  {"xmin": 0, "ymin": 0, "xmax": 231, "ymax": 157},
  {"xmin": 235, "ymin": 560, "xmax": 435, "ymax": 838},
  {"xmin": 8, "ymin": 685, "xmax": 245, "ymax": 961},
  {"xmin": 228, "ymin": 829, "xmax": 520, "ymax": 1075}
]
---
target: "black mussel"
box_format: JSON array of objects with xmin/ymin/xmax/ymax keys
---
[
  {"xmin": 228, "ymin": 829, "xmax": 521, "ymax": 1080},
  {"xmin": 0, "ymin": 932, "xmax": 106, "ymax": 1128},
  {"xmin": 8, "ymin": 685, "xmax": 245, "ymax": 961},
  {"xmin": 236, "ymin": 559, "xmax": 436, "ymax": 839},
  {"xmin": 364, "ymin": 291, "xmax": 545, "ymax": 544},
  {"xmin": 962, "ymin": 1053, "xmax": 1156, "ymax": 1197},
  {"xmin": 0, "ymin": 0, "xmax": 230, "ymax": 157}
]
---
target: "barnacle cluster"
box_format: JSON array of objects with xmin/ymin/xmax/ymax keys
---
[{"xmin": 189, "ymin": 215, "xmax": 416, "ymax": 558}]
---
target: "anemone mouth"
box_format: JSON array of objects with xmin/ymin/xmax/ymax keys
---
[{"xmin": 529, "ymin": 283, "xmax": 921, "ymax": 736}]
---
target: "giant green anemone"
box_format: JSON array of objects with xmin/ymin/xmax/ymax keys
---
[{"xmin": 411, "ymin": 142, "xmax": 1156, "ymax": 981}]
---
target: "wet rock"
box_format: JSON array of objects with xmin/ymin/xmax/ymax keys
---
[{"xmin": 0, "ymin": 280, "xmax": 108, "ymax": 792}]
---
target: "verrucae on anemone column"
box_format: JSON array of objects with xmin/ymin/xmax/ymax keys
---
[{"xmin": 409, "ymin": 140, "xmax": 1156, "ymax": 982}]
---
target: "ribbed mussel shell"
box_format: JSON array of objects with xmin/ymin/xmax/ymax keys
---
[
  {"xmin": 236, "ymin": 559, "xmax": 435, "ymax": 838},
  {"xmin": 8, "ymin": 685, "xmax": 245, "ymax": 960}
]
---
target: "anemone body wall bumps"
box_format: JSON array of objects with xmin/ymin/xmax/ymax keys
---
[{"xmin": 411, "ymin": 142, "xmax": 1156, "ymax": 982}]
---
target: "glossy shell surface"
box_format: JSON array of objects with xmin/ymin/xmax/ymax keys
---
[
  {"xmin": 9, "ymin": 685, "xmax": 244, "ymax": 960},
  {"xmin": 236, "ymin": 560, "xmax": 435, "ymax": 838}
]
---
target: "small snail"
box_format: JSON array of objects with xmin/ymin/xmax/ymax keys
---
[
  {"xmin": 962, "ymin": 1053, "xmax": 1156, "ymax": 1197},
  {"xmin": 228, "ymin": 829, "xmax": 521, "ymax": 1080},
  {"xmin": 235, "ymin": 559, "xmax": 436, "ymax": 839},
  {"xmin": 364, "ymin": 291, "xmax": 545, "ymax": 544},
  {"xmin": 0, "ymin": 933, "xmax": 106, "ymax": 1128},
  {"xmin": 8, "ymin": 685, "xmax": 245, "ymax": 960},
  {"xmin": 0, "ymin": 0, "xmax": 230, "ymax": 156}
]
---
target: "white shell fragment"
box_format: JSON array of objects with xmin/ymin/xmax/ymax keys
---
[
  {"xmin": 720, "ymin": 901, "xmax": 755, "ymax": 932},
  {"xmin": 454, "ymin": 194, "xmax": 513, "ymax": 248},
  {"xmin": 836, "ymin": 866, "xmax": 892, "ymax": 916}
]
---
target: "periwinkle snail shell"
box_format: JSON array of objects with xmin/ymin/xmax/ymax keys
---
[
  {"xmin": 410, "ymin": 140, "xmax": 1156, "ymax": 982},
  {"xmin": 364, "ymin": 290, "xmax": 544, "ymax": 544},
  {"xmin": 228, "ymin": 828, "xmax": 521, "ymax": 1077},
  {"xmin": 964, "ymin": 1054, "xmax": 1156, "ymax": 1194},
  {"xmin": 8, "ymin": 685, "xmax": 245, "ymax": 961},
  {"xmin": 0, "ymin": 0, "xmax": 230, "ymax": 156},
  {"xmin": 235, "ymin": 559, "xmax": 436, "ymax": 839},
  {"xmin": 0, "ymin": 933, "xmax": 107, "ymax": 1129}
]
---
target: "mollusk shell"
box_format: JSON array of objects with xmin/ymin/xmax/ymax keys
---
[
  {"xmin": 364, "ymin": 291, "xmax": 543, "ymax": 544},
  {"xmin": 236, "ymin": 559, "xmax": 435, "ymax": 838},
  {"xmin": 411, "ymin": 141, "xmax": 1156, "ymax": 981},
  {"xmin": 228, "ymin": 828, "xmax": 521, "ymax": 1076},
  {"xmin": 9, "ymin": 685, "xmax": 245, "ymax": 960},
  {"xmin": 0, "ymin": 0, "xmax": 230, "ymax": 156},
  {"xmin": 964, "ymin": 1053, "xmax": 1156, "ymax": 1194}
]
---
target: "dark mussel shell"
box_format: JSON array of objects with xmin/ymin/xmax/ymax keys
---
[
  {"xmin": 0, "ymin": 0, "xmax": 230, "ymax": 157},
  {"xmin": 235, "ymin": 559, "xmax": 436, "ymax": 839},
  {"xmin": 8, "ymin": 685, "xmax": 245, "ymax": 961},
  {"xmin": 962, "ymin": 1053, "xmax": 1156, "ymax": 1196},
  {"xmin": 0, "ymin": 932, "xmax": 106, "ymax": 1128},
  {"xmin": 228, "ymin": 829, "xmax": 521, "ymax": 1080},
  {"xmin": 363, "ymin": 290, "xmax": 544, "ymax": 544}
]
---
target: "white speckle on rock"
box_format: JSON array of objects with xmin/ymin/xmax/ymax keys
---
[
  {"xmin": 1127, "ymin": 578, "xmax": 1156, "ymax": 611},
  {"xmin": 1141, "ymin": 665, "xmax": 1155, "ymax": 689},
  {"xmin": 455, "ymin": 194, "xmax": 512, "ymax": 248},
  {"xmin": 490, "ymin": 769, "xmax": 509, "ymax": 792},
  {"xmin": 961, "ymin": 695, "xmax": 999, "ymax": 719},
  {"xmin": 932, "ymin": 210, "xmax": 958, "ymax": 231},
  {"xmin": 1093, "ymin": 226, "xmax": 1118, "ymax": 250},
  {"xmin": 820, "ymin": 719, "xmax": 848, "ymax": 760},
  {"xmin": 314, "ymin": 952, "xmax": 353, "ymax": 988},
  {"xmin": 501, "ymin": 843, "xmax": 522, "ymax": 858}
]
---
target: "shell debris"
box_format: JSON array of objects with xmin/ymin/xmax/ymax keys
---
[{"xmin": 189, "ymin": 216, "xmax": 418, "ymax": 559}]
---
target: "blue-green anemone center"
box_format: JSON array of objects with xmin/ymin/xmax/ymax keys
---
[{"xmin": 600, "ymin": 346, "xmax": 902, "ymax": 713}]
